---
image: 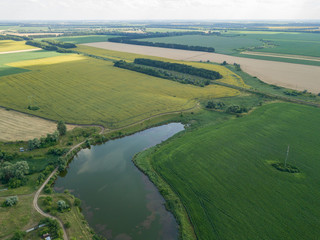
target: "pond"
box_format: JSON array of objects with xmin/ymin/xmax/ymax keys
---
[{"xmin": 54, "ymin": 123, "xmax": 184, "ymax": 240}]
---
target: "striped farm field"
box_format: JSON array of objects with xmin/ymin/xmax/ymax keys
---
[
  {"xmin": 0, "ymin": 54, "xmax": 239, "ymax": 128},
  {"xmin": 135, "ymin": 102, "xmax": 320, "ymax": 240},
  {"xmin": 0, "ymin": 40, "xmax": 37, "ymax": 52}
]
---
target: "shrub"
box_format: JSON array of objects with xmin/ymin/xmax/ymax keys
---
[
  {"xmin": 10, "ymin": 230, "xmax": 25, "ymax": 240},
  {"xmin": 4, "ymin": 196, "xmax": 18, "ymax": 207},
  {"xmin": 74, "ymin": 197, "xmax": 81, "ymax": 207},
  {"xmin": 226, "ymin": 105, "xmax": 248, "ymax": 114},
  {"xmin": 57, "ymin": 200, "xmax": 70, "ymax": 212},
  {"xmin": 65, "ymin": 222, "xmax": 71, "ymax": 228}
]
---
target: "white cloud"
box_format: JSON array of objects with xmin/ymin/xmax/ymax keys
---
[{"xmin": 0, "ymin": 0, "xmax": 319, "ymax": 20}]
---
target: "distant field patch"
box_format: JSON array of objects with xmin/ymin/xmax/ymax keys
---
[
  {"xmin": 46, "ymin": 35, "xmax": 119, "ymax": 44},
  {"xmin": 8, "ymin": 54, "xmax": 86, "ymax": 68},
  {"xmin": 0, "ymin": 40, "xmax": 37, "ymax": 52},
  {"xmin": 229, "ymin": 31, "xmax": 320, "ymax": 57},
  {"xmin": 0, "ymin": 54, "xmax": 239, "ymax": 128},
  {"xmin": 0, "ymin": 108, "xmax": 75, "ymax": 141},
  {"xmin": 140, "ymin": 35, "xmax": 263, "ymax": 54}
]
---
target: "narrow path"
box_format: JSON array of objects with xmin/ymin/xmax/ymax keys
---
[{"xmin": 33, "ymin": 168, "xmax": 68, "ymax": 240}]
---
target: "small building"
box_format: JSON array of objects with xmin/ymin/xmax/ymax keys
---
[
  {"xmin": 19, "ymin": 147, "xmax": 24, "ymax": 152},
  {"xmin": 42, "ymin": 233, "xmax": 51, "ymax": 240}
]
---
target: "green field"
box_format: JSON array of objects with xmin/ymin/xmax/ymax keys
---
[
  {"xmin": 0, "ymin": 52, "xmax": 239, "ymax": 128},
  {"xmin": 44, "ymin": 35, "xmax": 119, "ymax": 44},
  {"xmin": 0, "ymin": 194, "xmax": 43, "ymax": 238},
  {"xmin": 146, "ymin": 28, "xmax": 200, "ymax": 33},
  {"xmin": 141, "ymin": 34, "xmax": 263, "ymax": 54},
  {"xmin": 235, "ymin": 31, "xmax": 320, "ymax": 57},
  {"xmin": 135, "ymin": 102, "xmax": 320, "ymax": 240},
  {"xmin": 0, "ymin": 50, "xmax": 63, "ymax": 77},
  {"xmin": 140, "ymin": 31, "xmax": 320, "ymax": 63}
]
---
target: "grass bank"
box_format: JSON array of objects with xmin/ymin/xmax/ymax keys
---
[{"xmin": 134, "ymin": 102, "xmax": 320, "ymax": 240}]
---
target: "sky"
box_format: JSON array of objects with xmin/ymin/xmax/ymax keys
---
[{"xmin": 1, "ymin": 0, "xmax": 320, "ymax": 21}]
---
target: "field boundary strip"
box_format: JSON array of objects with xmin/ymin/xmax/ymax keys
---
[
  {"xmin": 0, "ymin": 48, "xmax": 41, "ymax": 55},
  {"xmin": 241, "ymin": 51, "xmax": 320, "ymax": 62},
  {"xmin": 208, "ymin": 81, "xmax": 320, "ymax": 108}
]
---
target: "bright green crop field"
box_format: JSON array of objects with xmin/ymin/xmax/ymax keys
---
[
  {"xmin": 237, "ymin": 31, "xmax": 320, "ymax": 57},
  {"xmin": 141, "ymin": 34, "xmax": 263, "ymax": 54},
  {"xmin": 142, "ymin": 31, "xmax": 320, "ymax": 56},
  {"xmin": 136, "ymin": 102, "xmax": 320, "ymax": 240}
]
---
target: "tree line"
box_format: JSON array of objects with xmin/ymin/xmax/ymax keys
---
[
  {"xmin": 134, "ymin": 58, "xmax": 222, "ymax": 80},
  {"xmin": 0, "ymin": 35, "xmax": 30, "ymax": 41},
  {"xmin": 106, "ymin": 31, "xmax": 216, "ymax": 52},
  {"xmin": 25, "ymin": 39, "xmax": 76, "ymax": 52},
  {"xmin": 114, "ymin": 60, "xmax": 210, "ymax": 87},
  {"xmin": 109, "ymin": 37, "xmax": 215, "ymax": 52}
]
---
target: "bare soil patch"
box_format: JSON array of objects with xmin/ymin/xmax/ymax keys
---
[
  {"xmin": 0, "ymin": 108, "xmax": 75, "ymax": 141},
  {"xmin": 85, "ymin": 42, "xmax": 320, "ymax": 93}
]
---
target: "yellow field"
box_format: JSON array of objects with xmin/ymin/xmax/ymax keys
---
[
  {"xmin": 0, "ymin": 40, "xmax": 37, "ymax": 52},
  {"xmin": 0, "ymin": 108, "xmax": 75, "ymax": 141},
  {"xmin": 0, "ymin": 53, "xmax": 239, "ymax": 128},
  {"xmin": 9, "ymin": 54, "xmax": 86, "ymax": 68}
]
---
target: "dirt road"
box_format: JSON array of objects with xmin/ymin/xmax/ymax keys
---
[
  {"xmin": 84, "ymin": 42, "xmax": 320, "ymax": 94},
  {"xmin": 33, "ymin": 168, "xmax": 68, "ymax": 240}
]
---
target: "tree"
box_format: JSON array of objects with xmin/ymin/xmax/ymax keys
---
[
  {"xmin": 57, "ymin": 121, "xmax": 67, "ymax": 136},
  {"xmin": 28, "ymin": 138, "xmax": 40, "ymax": 150},
  {"xmin": 0, "ymin": 161, "xmax": 29, "ymax": 184}
]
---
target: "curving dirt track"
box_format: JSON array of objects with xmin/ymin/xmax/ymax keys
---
[
  {"xmin": 33, "ymin": 168, "xmax": 68, "ymax": 240},
  {"xmin": 84, "ymin": 42, "xmax": 320, "ymax": 94}
]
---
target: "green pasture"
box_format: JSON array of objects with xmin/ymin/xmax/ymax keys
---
[{"xmin": 137, "ymin": 102, "xmax": 320, "ymax": 240}]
